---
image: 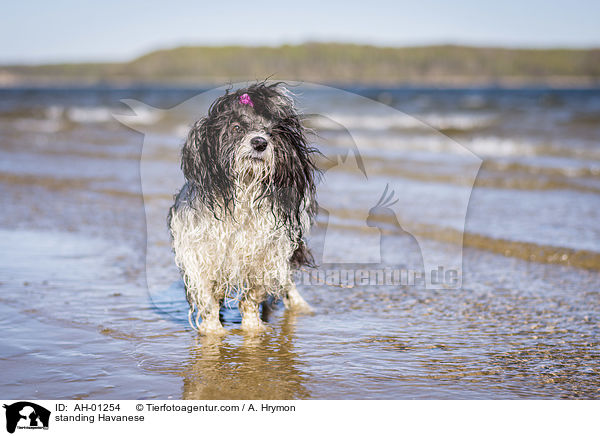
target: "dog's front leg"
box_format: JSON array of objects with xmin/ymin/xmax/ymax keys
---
[
  {"xmin": 198, "ymin": 293, "xmax": 227, "ymax": 336},
  {"xmin": 239, "ymin": 290, "xmax": 269, "ymax": 333},
  {"xmin": 187, "ymin": 281, "xmax": 227, "ymax": 336}
]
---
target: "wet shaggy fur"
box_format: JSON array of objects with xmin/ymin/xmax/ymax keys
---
[{"xmin": 168, "ymin": 83, "xmax": 318, "ymax": 334}]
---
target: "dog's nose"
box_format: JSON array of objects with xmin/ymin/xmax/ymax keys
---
[{"xmin": 251, "ymin": 136, "xmax": 268, "ymax": 152}]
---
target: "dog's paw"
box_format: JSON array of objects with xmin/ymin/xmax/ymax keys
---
[
  {"xmin": 241, "ymin": 319, "xmax": 272, "ymax": 334},
  {"xmin": 283, "ymin": 287, "xmax": 314, "ymax": 314},
  {"xmin": 198, "ymin": 322, "xmax": 228, "ymax": 336},
  {"xmin": 288, "ymin": 300, "xmax": 314, "ymax": 315}
]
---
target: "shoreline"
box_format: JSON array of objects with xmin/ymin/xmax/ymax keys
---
[{"xmin": 1, "ymin": 76, "xmax": 599, "ymax": 90}]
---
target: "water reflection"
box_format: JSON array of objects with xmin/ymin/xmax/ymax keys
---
[{"xmin": 181, "ymin": 311, "xmax": 310, "ymax": 400}]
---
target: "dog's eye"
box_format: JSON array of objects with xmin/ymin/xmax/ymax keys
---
[{"xmin": 232, "ymin": 124, "xmax": 242, "ymax": 133}]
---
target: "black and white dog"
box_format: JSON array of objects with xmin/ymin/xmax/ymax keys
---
[{"xmin": 168, "ymin": 83, "xmax": 318, "ymax": 334}]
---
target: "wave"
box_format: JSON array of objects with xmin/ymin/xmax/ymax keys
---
[
  {"xmin": 482, "ymin": 159, "xmax": 600, "ymax": 178},
  {"xmin": 460, "ymin": 137, "xmax": 600, "ymax": 161},
  {"xmin": 325, "ymin": 209, "xmax": 600, "ymax": 271},
  {"xmin": 67, "ymin": 106, "xmax": 114, "ymax": 123},
  {"xmin": 323, "ymin": 130, "xmax": 600, "ymax": 163},
  {"xmin": 5, "ymin": 104, "xmax": 163, "ymax": 131},
  {"xmin": 345, "ymin": 156, "xmax": 600, "ymax": 193},
  {"xmin": 305, "ymin": 111, "xmax": 496, "ymax": 133}
]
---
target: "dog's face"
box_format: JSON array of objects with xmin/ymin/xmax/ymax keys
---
[
  {"xmin": 183, "ymin": 83, "xmax": 306, "ymax": 184},
  {"xmin": 182, "ymin": 83, "xmax": 318, "ymax": 227},
  {"xmin": 226, "ymin": 108, "xmax": 276, "ymax": 181}
]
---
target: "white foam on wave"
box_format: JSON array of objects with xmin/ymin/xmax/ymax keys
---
[
  {"xmin": 307, "ymin": 111, "xmax": 495, "ymax": 132},
  {"xmin": 419, "ymin": 112, "xmax": 495, "ymax": 130},
  {"xmin": 465, "ymin": 136, "xmax": 539, "ymax": 157},
  {"xmin": 64, "ymin": 104, "xmax": 163, "ymax": 125},
  {"xmin": 67, "ymin": 106, "xmax": 114, "ymax": 123},
  {"xmin": 465, "ymin": 137, "xmax": 600, "ymax": 162},
  {"xmin": 338, "ymin": 130, "xmax": 600, "ymax": 162},
  {"xmin": 344, "ymin": 132, "xmax": 475, "ymax": 157},
  {"xmin": 307, "ymin": 113, "xmax": 420, "ymax": 131}
]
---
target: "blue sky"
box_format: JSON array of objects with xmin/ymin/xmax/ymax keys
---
[{"xmin": 1, "ymin": 0, "xmax": 599, "ymax": 64}]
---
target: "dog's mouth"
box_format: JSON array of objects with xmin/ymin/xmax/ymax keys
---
[
  {"xmin": 244, "ymin": 154, "xmax": 266, "ymax": 163},
  {"xmin": 236, "ymin": 147, "xmax": 271, "ymax": 174}
]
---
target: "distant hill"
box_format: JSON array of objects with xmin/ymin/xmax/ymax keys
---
[{"xmin": 1, "ymin": 43, "xmax": 599, "ymax": 86}]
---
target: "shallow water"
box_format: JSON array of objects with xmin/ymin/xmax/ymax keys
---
[{"xmin": 1, "ymin": 85, "xmax": 599, "ymax": 399}]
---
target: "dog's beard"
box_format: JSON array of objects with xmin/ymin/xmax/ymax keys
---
[{"xmin": 229, "ymin": 154, "xmax": 273, "ymax": 213}]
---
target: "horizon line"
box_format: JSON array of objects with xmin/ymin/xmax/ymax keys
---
[{"xmin": 2, "ymin": 40, "xmax": 599, "ymax": 67}]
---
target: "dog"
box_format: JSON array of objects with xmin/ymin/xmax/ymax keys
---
[{"xmin": 168, "ymin": 83, "xmax": 318, "ymax": 334}]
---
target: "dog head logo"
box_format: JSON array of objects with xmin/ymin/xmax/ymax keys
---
[{"xmin": 3, "ymin": 402, "xmax": 50, "ymax": 433}]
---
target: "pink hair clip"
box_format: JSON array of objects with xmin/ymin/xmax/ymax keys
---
[{"xmin": 239, "ymin": 93, "xmax": 254, "ymax": 107}]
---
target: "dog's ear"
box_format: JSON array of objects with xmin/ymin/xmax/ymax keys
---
[
  {"xmin": 181, "ymin": 119, "xmax": 206, "ymax": 184},
  {"xmin": 181, "ymin": 118, "xmax": 234, "ymax": 213}
]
